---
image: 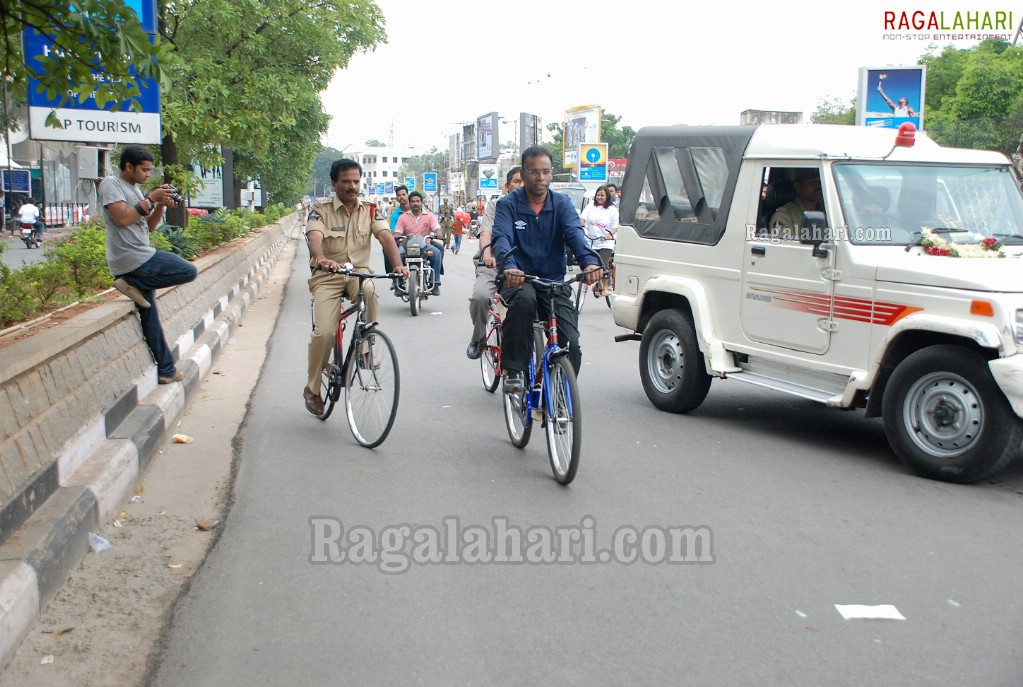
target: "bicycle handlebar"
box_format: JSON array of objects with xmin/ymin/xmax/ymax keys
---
[{"xmin": 314, "ymin": 262, "xmax": 400, "ymax": 280}]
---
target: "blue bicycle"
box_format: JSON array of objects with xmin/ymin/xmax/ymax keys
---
[{"xmin": 502, "ymin": 271, "xmax": 595, "ymax": 485}]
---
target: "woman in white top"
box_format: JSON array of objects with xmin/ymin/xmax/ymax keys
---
[{"xmin": 580, "ymin": 185, "xmax": 618, "ymax": 296}]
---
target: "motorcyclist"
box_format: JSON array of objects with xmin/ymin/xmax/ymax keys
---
[
  {"xmin": 18, "ymin": 201, "xmax": 45, "ymax": 241},
  {"xmin": 394, "ymin": 191, "xmax": 444, "ymax": 296}
]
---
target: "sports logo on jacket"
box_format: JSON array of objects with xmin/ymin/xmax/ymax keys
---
[{"xmin": 514, "ymin": 220, "xmax": 527, "ymax": 230}]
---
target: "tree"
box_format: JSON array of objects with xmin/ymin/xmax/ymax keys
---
[
  {"xmin": 0, "ymin": 0, "xmax": 170, "ymax": 128},
  {"xmin": 921, "ymin": 39, "xmax": 1023, "ymax": 156},
  {"xmin": 365, "ymin": 139, "xmax": 386, "ymax": 147},
  {"xmin": 810, "ymin": 97, "xmax": 856, "ymax": 125},
  {"xmin": 311, "ymin": 146, "xmax": 346, "ymax": 197},
  {"xmin": 398, "ymin": 148, "xmax": 449, "ymax": 195},
  {"xmin": 156, "ymin": 0, "xmax": 386, "ymax": 219},
  {"xmin": 545, "ymin": 112, "xmax": 635, "ymax": 178}
]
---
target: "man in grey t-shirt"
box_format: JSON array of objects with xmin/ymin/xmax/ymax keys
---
[{"xmin": 100, "ymin": 144, "xmax": 197, "ymax": 384}]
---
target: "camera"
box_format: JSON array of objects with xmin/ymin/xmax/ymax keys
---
[{"xmin": 164, "ymin": 185, "xmax": 184, "ymax": 204}]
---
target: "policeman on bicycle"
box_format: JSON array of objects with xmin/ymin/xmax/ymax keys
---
[
  {"xmin": 491, "ymin": 146, "xmax": 602, "ymax": 394},
  {"xmin": 304, "ymin": 158, "xmax": 407, "ymax": 416}
]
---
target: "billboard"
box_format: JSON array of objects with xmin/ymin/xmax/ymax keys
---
[
  {"xmin": 476, "ymin": 112, "xmax": 499, "ymax": 159},
  {"xmin": 423, "ymin": 172, "xmax": 438, "ymax": 193},
  {"xmin": 563, "ymin": 105, "xmax": 601, "ymax": 168},
  {"xmin": 519, "ymin": 113, "xmax": 543, "ymax": 156},
  {"xmin": 578, "ymin": 143, "xmax": 608, "ymax": 183},
  {"xmin": 857, "ymin": 66, "xmax": 926, "ymax": 130},
  {"xmin": 479, "ymin": 164, "xmax": 500, "ymax": 196},
  {"xmin": 189, "ymin": 161, "xmax": 225, "ymax": 208}
]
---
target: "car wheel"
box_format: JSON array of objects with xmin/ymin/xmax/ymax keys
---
[
  {"xmin": 638, "ymin": 309, "xmax": 711, "ymax": 413},
  {"xmin": 882, "ymin": 344, "xmax": 1023, "ymax": 483}
]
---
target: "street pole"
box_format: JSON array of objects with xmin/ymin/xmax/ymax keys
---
[{"xmin": 2, "ymin": 78, "xmax": 11, "ymax": 228}]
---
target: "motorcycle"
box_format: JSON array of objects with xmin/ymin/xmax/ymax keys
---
[
  {"xmin": 469, "ymin": 218, "xmax": 480, "ymax": 238},
  {"xmin": 394, "ymin": 234, "xmax": 437, "ymax": 317},
  {"xmin": 20, "ymin": 222, "xmax": 41, "ymax": 249}
]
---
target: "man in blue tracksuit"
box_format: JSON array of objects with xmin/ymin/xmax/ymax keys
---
[{"xmin": 491, "ymin": 146, "xmax": 602, "ymax": 393}]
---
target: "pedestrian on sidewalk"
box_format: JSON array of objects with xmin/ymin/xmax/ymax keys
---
[{"xmin": 100, "ymin": 144, "xmax": 198, "ymax": 384}]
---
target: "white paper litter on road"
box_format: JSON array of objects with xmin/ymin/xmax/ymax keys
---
[{"xmin": 835, "ymin": 604, "xmax": 906, "ymax": 620}]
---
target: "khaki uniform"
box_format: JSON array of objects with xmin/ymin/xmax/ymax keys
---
[
  {"xmin": 769, "ymin": 198, "xmax": 825, "ymax": 239},
  {"xmin": 305, "ymin": 196, "xmax": 390, "ymax": 392},
  {"xmin": 438, "ymin": 202, "xmax": 454, "ymax": 248}
]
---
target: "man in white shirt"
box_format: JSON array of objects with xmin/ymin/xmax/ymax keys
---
[{"xmin": 18, "ymin": 201, "xmax": 45, "ymax": 239}]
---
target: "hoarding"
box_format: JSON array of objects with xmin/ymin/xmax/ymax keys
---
[
  {"xmin": 24, "ymin": 1, "xmax": 162, "ymax": 144},
  {"xmin": 857, "ymin": 65, "xmax": 926, "ymax": 130},
  {"xmin": 578, "ymin": 143, "xmax": 608, "ymax": 182},
  {"xmin": 476, "ymin": 112, "xmax": 499, "ymax": 160},
  {"xmin": 479, "ymin": 164, "xmax": 500, "ymax": 196},
  {"xmin": 563, "ymin": 105, "xmax": 601, "ymax": 168},
  {"xmin": 423, "ymin": 173, "xmax": 438, "ymax": 193}
]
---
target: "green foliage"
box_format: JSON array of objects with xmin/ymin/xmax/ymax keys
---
[
  {"xmin": 45, "ymin": 222, "xmax": 113, "ymax": 298},
  {"xmin": 312, "ymin": 146, "xmax": 347, "ymax": 198},
  {"xmin": 156, "ymin": 224, "xmax": 199, "ymax": 260},
  {"xmin": 398, "ymin": 149, "xmax": 450, "ymax": 193},
  {"xmin": 0, "ymin": 263, "xmax": 34, "ymax": 327},
  {"xmin": 159, "ymin": 0, "xmax": 388, "ymax": 207},
  {"xmin": 0, "ymin": 204, "xmax": 290, "ymax": 327},
  {"xmin": 365, "ymin": 140, "xmax": 387, "ymax": 147},
  {"xmin": 922, "ymin": 40, "xmax": 1023, "ymax": 156},
  {"xmin": 1, "ymin": 0, "xmax": 171, "ymax": 124},
  {"xmin": 544, "ymin": 112, "xmax": 635, "ymax": 177},
  {"xmin": 810, "ymin": 97, "xmax": 856, "ymax": 125}
]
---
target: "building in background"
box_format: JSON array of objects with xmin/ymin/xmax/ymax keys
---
[{"xmin": 740, "ymin": 110, "xmax": 803, "ymax": 125}]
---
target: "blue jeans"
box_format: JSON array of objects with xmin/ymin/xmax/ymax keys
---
[
  {"xmin": 453, "ymin": 234, "xmax": 462, "ymax": 253},
  {"xmin": 116, "ymin": 250, "xmax": 198, "ymax": 377}
]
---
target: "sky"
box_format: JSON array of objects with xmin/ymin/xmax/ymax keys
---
[{"xmin": 321, "ymin": 0, "xmax": 1020, "ymax": 153}]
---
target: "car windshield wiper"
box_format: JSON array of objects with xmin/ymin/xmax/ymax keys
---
[
  {"xmin": 991, "ymin": 233, "xmax": 1023, "ymax": 245},
  {"xmin": 905, "ymin": 228, "xmax": 960, "ymax": 251}
]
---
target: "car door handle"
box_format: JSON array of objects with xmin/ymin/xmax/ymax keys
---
[{"xmin": 751, "ymin": 246, "xmax": 766, "ymax": 256}]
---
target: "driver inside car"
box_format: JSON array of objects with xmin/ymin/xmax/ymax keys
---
[{"xmin": 394, "ymin": 190, "xmax": 444, "ymax": 296}]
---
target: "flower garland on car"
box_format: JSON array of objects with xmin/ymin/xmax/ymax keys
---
[{"xmin": 920, "ymin": 228, "xmax": 1005, "ymax": 258}]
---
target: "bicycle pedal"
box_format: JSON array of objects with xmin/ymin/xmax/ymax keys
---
[{"xmin": 531, "ymin": 408, "xmax": 543, "ymax": 422}]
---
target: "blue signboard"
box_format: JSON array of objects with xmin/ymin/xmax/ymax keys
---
[
  {"xmin": 404, "ymin": 177, "xmax": 415, "ymax": 191},
  {"xmin": 2, "ymin": 170, "xmax": 31, "ymax": 194},
  {"xmin": 423, "ymin": 172, "xmax": 438, "ymax": 193},
  {"xmin": 24, "ymin": 15, "xmax": 162, "ymax": 143},
  {"xmin": 376, "ymin": 183, "xmax": 385, "ymax": 196}
]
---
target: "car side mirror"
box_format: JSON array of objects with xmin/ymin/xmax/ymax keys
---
[{"xmin": 800, "ymin": 211, "xmax": 829, "ymax": 258}]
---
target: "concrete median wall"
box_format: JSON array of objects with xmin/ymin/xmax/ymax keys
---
[{"xmin": 0, "ymin": 214, "xmax": 300, "ymax": 670}]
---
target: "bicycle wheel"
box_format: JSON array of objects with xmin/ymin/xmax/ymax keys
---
[
  {"xmin": 574, "ymin": 280, "xmax": 587, "ymax": 313},
  {"xmin": 345, "ymin": 329, "xmax": 400, "ymax": 448},
  {"xmin": 503, "ymin": 379, "xmax": 532, "ymax": 448},
  {"xmin": 545, "ymin": 356, "xmax": 582, "ymax": 485},
  {"xmin": 316, "ymin": 342, "xmax": 342, "ymax": 421},
  {"xmin": 408, "ymin": 267, "xmax": 419, "ymax": 316},
  {"xmin": 480, "ymin": 318, "xmax": 501, "ymax": 393}
]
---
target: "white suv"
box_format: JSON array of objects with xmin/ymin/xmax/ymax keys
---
[{"xmin": 611, "ymin": 124, "xmax": 1023, "ymax": 483}]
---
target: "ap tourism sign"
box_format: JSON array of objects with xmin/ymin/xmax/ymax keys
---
[{"xmin": 24, "ymin": 28, "xmax": 162, "ymax": 144}]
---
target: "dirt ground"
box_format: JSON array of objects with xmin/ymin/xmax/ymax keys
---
[{"xmin": 0, "ymin": 240, "xmax": 295, "ymax": 686}]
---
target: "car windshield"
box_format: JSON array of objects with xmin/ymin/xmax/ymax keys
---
[{"xmin": 832, "ymin": 163, "xmax": 1023, "ymax": 245}]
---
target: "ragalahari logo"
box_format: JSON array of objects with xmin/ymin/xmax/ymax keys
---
[{"xmin": 882, "ymin": 9, "xmax": 1016, "ymax": 42}]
